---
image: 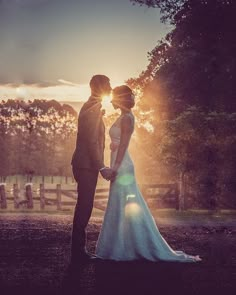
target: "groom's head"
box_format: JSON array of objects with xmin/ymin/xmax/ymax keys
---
[{"xmin": 90, "ymin": 75, "xmax": 111, "ymax": 98}]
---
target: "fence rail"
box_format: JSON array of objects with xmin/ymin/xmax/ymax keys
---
[{"xmin": 0, "ymin": 183, "xmax": 180, "ymax": 211}]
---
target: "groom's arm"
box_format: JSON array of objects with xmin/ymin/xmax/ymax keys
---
[{"xmin": 87, "ymin": 111, "xmax": 105, "ymax": 170}]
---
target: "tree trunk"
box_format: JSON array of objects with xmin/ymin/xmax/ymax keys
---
[
  {"xmin": 0, "ymin": 184, "xmax": 7, "ymax": 209},
  {"xmin": 56, "ymin": 184, "xmax": 62, "ymax": 210},
  {"xmin": 40, "ymin": 183, "xmax": 45, "ymax": 210}
]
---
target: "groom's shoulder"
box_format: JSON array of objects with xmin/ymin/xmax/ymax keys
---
[
  {"xmin": 79, "ymin": 102, "xmax": 87, "ymax": 113},
  {"xmin": 78, "ymin": 100, "xmax": 90, "ymax": 116},
  {"xmin": 79, "ymin": 99, "xmax": 101, "ymax": 117}
]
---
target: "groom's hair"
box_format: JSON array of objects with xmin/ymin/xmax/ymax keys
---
[{"xmin": 90, "ymin": 75, "xmax": 110, "ymax": 95}]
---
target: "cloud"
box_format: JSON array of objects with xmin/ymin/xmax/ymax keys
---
[
  {"xmin": 58, "ymin": 79, "xmax": 80, "ymax": 87},
  {"xmin": 0, "ymin": 81, "xmax": 59, "ymax": 88},
  {"xmin": 0, "ymin": 0, "xmax": 51, "ymax": 7},
  {"xmin": 0, "ymin": 83, "xmax": 90, "ymax": 102},
  {"xmin": 34, "ymin": 82, "xmax": 59, "ymax": 88}
]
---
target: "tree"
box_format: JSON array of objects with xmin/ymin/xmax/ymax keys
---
[
  {"xmin": 126, "ymin": 0, "xmax": 236, "ymax": 210},
  {"xmin": 0, "ymin": 99, "xmax": 77, "ymax": 178},
  {"xmin": 158, "ymin": 108, "xmax": 236, "ymax": 209},
  {"xmin": 129, "ymin": 0, "xmax": 236, "ymax": 114}
]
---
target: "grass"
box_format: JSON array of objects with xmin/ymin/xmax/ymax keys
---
[
  {"xmin": 1, "ymin": 208, "xmax": 235, "ymax": 224},
  {"xmin": 151, "ymin": 208, "xmax": 236, "ymax": 221}
]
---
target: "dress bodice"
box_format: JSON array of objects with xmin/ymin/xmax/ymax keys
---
[{"xmin": 109, "ymin": 112, "xmax": 134, "ymax": 145}]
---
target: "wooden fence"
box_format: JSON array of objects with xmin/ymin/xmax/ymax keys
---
[{"xmin": 0, "ymin": 183, "xmax": 180, "ymax": 211}]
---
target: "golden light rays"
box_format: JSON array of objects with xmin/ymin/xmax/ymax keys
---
[
  {"xmin": 101, "ymin": 95, "xmax": 115, "ymax": 115},
  {"xmin": 101, "ymin": 95, "xmax": 111, "ymax": 107}
]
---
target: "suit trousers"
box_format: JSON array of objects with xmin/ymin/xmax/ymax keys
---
[{"xmin": 71, "ymin": 168, "xmax": 99, "ymax": 258}]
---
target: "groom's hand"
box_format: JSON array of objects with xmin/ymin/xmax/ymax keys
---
[{"xmin": 100, "ymin": 167, "xmax": 114, "ymax": 181}]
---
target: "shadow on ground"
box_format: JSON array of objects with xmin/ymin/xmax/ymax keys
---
[
  {"xmin": 61, "ymin": 260, "xmax": 196, "ymax": 295},
  {"xmin": 61, "ymin": 258, "xmax": 235, "ymax": 295},
  {"xmin": 0, "ymin": 214, "xmax": 235, "ymax": 295}
]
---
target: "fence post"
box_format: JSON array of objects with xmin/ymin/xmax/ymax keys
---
[
  {"xmin": 13, "ymin": 183, "xmax": 19, "ymax": 209},
  {"xmin": 0, "ymin": 183, "xmax": 7, "ymax": 209},
  {"xmin": 25, "ymin": 183, "xmax": 33, "ymax": 209},
  {"xmin": 56, "ymin": 184, "xmax": 62, "ymax": 210},
  {"xmin": 40, "ymin": 183, "xmax": 45, "ymax": 210}
]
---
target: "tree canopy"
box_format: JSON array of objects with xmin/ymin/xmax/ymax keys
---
[
  {"xmin": 126, "ymin": 0, "xmax": 236, "ymax": 209},
  {"xmin": 0, "ymin": 99, "xmax": 77, "ymax": 179},
  {"xmin": 129, "ymin": 0, "xmax": 236, "ymax": 115}
]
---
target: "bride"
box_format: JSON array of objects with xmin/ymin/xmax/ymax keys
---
[{"xmin": 95, "ymin": 85, "xmax": 201, "ymax": 262}]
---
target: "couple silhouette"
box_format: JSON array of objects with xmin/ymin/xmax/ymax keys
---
[{"xmin": 70, "ymin": 74, "xmax": 201, "ymax": 266}]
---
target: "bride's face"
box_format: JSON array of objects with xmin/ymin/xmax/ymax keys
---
[{"xmin": 111, "ymin": 99, "xmax": 119, "ymax": 110}]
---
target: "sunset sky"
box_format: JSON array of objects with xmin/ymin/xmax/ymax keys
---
[{"xmin": 0, "ymin": 0, "xmax": 170, "ymax": 101}]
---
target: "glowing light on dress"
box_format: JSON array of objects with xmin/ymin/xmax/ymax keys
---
[
  {"xmin": 126, "ymin": 194, "xmax": 136, "ymax": 201},
  {"xmin": 117, "ymin": 173, "xmax": 134, "ymax": 186},
  {"xmin": 125, "ymin": 194, "xmax": 141, "ymax": 217},
  {"xmin": 125, "ymin": 204, "xmax": 140, "ymax": 217}
]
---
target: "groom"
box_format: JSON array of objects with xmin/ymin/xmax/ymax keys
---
[{"xmin": 70, "ymin": 74, "xmax": 113, "ymax": 264}]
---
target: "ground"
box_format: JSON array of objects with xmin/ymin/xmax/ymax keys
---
[{"xmin": 0, "ymin": 214, "xmax": 235, "ymax": 295}]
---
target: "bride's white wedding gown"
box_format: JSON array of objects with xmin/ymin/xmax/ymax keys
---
[{"xmin": 95, "ymin": 113, "xmax": 201, "ymax": 262}]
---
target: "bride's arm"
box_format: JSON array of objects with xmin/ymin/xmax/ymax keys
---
[{"xmin": 112, "ymin": 114, "xmax": 133, "ymax": 172}]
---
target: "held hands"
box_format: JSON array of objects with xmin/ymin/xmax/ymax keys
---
[
  {"xmin": 100, "ymin": 167, "xmax": 117, "ymax": 181},
  {"xmin": 109, "ymin": 168, "xmax": 117, "ymax": 182}
]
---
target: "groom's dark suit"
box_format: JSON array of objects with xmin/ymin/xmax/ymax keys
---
[{"xmin": 71, "ymin": 96, "xmax": 105, "ymax": 258}]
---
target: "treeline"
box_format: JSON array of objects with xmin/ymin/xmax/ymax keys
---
[
  {"xmin": 138, "ymin": 108, "xmax": 236, "ymax": 209},
  {"xmin": 0, "ymin": 99, "xmax": 77, "ymax": 180},
  {"xmin": 129, "ymin": 0, "xmax": 236, "ymax": 114},
  {"xmin": 127, "ymin": 0, "xmax": 236, "ymax": 208}
]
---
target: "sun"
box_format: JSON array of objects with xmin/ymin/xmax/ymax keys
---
[
  {"xmin": 16, "ymin": 87, "xmax": 28, "ymax": 100},
  {"xmin": 102, "ymin": 95, "xmax": 111, "ymax": 107},
  {"xmin": 101, "ymin": 95, "xmax": 114, "ymax": 115}
]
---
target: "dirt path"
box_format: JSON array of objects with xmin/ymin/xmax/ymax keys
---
[{"xmin": 0, "ymin": 214, "xmax": 235, "ymax": 295}]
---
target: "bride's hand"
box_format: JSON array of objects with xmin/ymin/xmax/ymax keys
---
[{"xmin": 110, "ymin": 169, "xmax": 118, "ymax": 182}]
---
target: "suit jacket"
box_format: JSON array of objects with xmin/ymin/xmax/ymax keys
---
[{"xmin": 71, "ymin": 96, "xmax": 105, "ymax": 171}]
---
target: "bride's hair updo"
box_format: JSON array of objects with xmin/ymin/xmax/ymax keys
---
[{"xmin": 112, "ymin": 85, "xmax": 135, "ymax": 110}]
